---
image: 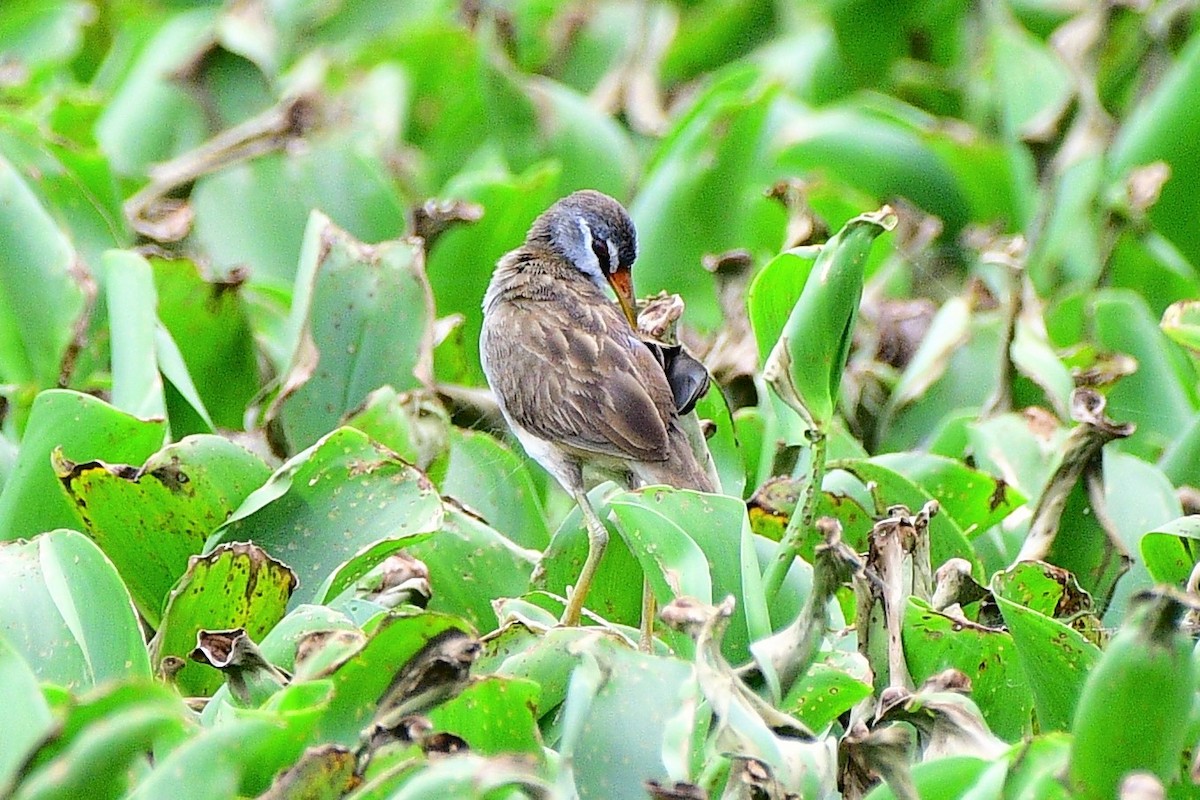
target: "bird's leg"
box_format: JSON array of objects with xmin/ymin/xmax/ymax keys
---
[{"xmin": 561, "ymin": 487, "xmax": 610, "ymax": 626}]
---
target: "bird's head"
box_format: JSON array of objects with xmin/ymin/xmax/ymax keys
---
[{"xmin": 527, "ymin": 190, "xmax": 639, "ymax": 326}]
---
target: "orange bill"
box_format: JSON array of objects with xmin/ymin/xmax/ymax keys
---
[{"xmin": 607, "ymin": 268, "xmax": 637, "ymax": 328}]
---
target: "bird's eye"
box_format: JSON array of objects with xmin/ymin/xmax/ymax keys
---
[{"xmin": 591, "ymin": 238, "xmax": 613, "ymax": 273}]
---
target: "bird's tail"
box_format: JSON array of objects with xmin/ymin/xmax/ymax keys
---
[{"xmin": 632, "ymin": 422, "xmax": 718, "ymax": 493}]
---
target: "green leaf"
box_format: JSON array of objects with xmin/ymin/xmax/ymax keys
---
[
  {"xmin": 16, "ymin": 681, "xmax": 188, "ymax": 787},
  {"xmin": 0, "ymin": 529, "xmax": 150, "ymax": 689},
  {"xmin": 126, "ymin": 706, "xmax": 329, "ymax": 800},
  {"xmin": 1110, "ymin": 30, "xmax": 1200, "ymax": 269},
  {"xmin": 151, "ymin": 257, "xmax": 261, "ymax": 431},
  {"xmin": 631, "ymin": 72, "xmax": 784, "ymax": 331},
  {"xmin": 783, "ymin": 658, "xmax": 872, "ymax": 733},
  {"xmin": 440, "ymin": 428, "xmax": 549, "ymax": 550},
  {"xmin": 309, "ymin": 611, "xmax": 474, "ymax": 746},
  {"xmin": 901, "ymin": 598, "xmax": 1031, "ymax": 741},
  {"xmin": 1093, "ymin": 289, "xmax": 1198, "ymax": 459},
  {"xmin": 0, "ymin": 390, "xmax": 167, "ymax": 541},
  {"xmin": 764, "ymin": 208, "xmax": 896, "ymax": 430},
  {"xmin": 268, "ymin": 213, "xmax": 434, "ymax": 453},
  {"xmin": 94, "ymin": 10, "xmax": 213, "ymax": 176},
  {"xmin": 863, "ymin": 756, "xmax": 993, "ymax": 800},
  {"xmin": 426, "ymin": 676, "xmax": 542, "ymax": 756},
  {"xmin": 0, "ymin": 633, "xmax": 55, "ymax": 796},
  {"xmin": 1140, "ymin": 515, "xmax": 1200, "ymax": 585},
  {"xmin": 557, "ymin": 639, "xmax": 693, "ymax": 799},
  {"xmin": 150, "ymin": 541, "xmax": 297, "ymax": 696},
  {"xmin": 747, "ymin": 247, "xmax": 817, "ymax": 365},
  {"xmin": 867, "ymin": 452, "xmax": 1025, "ymax": 537},
  {"xmin": 209, "ymin": 428, "xmax": 445, "ymax": 609},
  {"xmin": 0, "ymin": 153, "xmax": 85, "ymax": 389},
  {"xmin": 104, "ymin": 250, "xmax": 166, "ymax": 421},
  {"xmin": 404, "ymin": 508, "xmax": 536, "ymax": 633},
  {"xmin": 826, "ymin": 459, "xmax": 979, "ymax": 573},
  {"xmin": 14, "ymin": 693, "xmax": 191, "ymax": 800},
  {"xmin": 992, "ymin": 578, "xmax": 1100, "ymax": 732},
  {"xmin": 1161, "ymin": 299, "xmax": 1200, "ymax": 354},
  {"xmin": 55, "ymin": 435, "xmax": 271, "ymax": 627}
]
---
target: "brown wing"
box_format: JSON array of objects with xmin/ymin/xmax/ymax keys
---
[{"xmin": 482, "ymin": 293, "xmax": 674, "ymax": 463}]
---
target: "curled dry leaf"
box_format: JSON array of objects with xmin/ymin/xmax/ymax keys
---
[{"xmin": 190, "ymin": 627, "xmax": 289, "ymax": 706}]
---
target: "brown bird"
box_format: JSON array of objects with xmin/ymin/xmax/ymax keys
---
[{"xmin": 481, "ymin": 189, "xmax": 715, "ymax": 626}]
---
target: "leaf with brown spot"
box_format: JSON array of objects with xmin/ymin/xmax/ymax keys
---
[
  {"xmin": 150, "ymin": 542, "xmax": 297, "ymax": 696},
  {"xmin": 208, "ymin": 427, "xmax": 445, "ymax": 611},
  {"xmin": 54, "ymin": 435, "xmax": 271, "ymax": 627}
]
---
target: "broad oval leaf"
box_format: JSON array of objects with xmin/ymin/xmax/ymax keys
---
[{"xmin": 0, "ymin": 529, "xmax": 150, "ymax": 689}]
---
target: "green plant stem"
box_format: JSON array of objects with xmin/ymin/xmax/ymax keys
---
[{"xmin": 762, "ymin": 427, "xmax": 827, "ymax": 603}]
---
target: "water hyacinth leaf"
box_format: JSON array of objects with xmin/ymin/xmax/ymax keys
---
[
  {"xmin": 94, "ymin": 10, "xmax": 213, "ymax": 176},
  {"xmin": 404, "ymin": 508, "xmax": 536, "ymax": 633},
  {"xmin": 0, "ymin": 153, "xmax": 86, "ymax": 389},
  {"xmin": 829, "ymin": 459, "xmax": 979, "ymax": 572},
  {"xmin": 105, "ymin": 250, "xmax": 167, "ymax": 421},
  {"xmin": 0, "ymin": 390, "xmax": 168, "ymax": 542},
  {"xmin": 631, "ymin": 71, "xmax": 785, "ymax": 331},
  {"xmin": 15, "ymin": 681, "xmax": 189, "ymax": 788},
  {"xmin": 901, "ymin": 599, "xmax": 1030, "ymax": 741},
  {"xmin": 425, "ymin": 676, "xmax": 542, "ymax": 756},
  {"xmin": 0, "ymin": 634, "xmax": 54, "ymax": 796},
  {"xmin": 1161, "ymin": 299, "xmax": 1200, "ymax": 353},
  {"xmin": 862, "ymin": 756, "xmax": 993, "ymax": 800},
  {"xmin": 269, "ymin": 213, "xmax": 435, "ymax": 453},
  {"xmin": 486, "ymin": 625, "xmax": 598, "ymax": 718},
  {"xmin": 535, "ymin": 488, "xmax": 646, "ymax": 625},
  {"xmin": 190, "ymin": 125, "xmax": 409, "ymax": 287},
  {"xmin": 1110, "ymin": 30, "xmax": 1200, "ymax": 269},
  {"xmin": 151, "ymin": 257, "xmax": 261, "ymax": 430},
  {"xmin": 13, "ymin": 694, "xmax": 191, "ymax": 800},
  {"xmin": 747, "ymin": 247, "xmax": 817, "ymax": 364},
  {"xmin": 764, "ymin": 208, "xmax": 896, "ymax": 430},
  {"xmin": 342, "ymin": 386, "xmax": 423, "ymax": 465},
  {"xmin": 0, "ymin": 1, "xmax": 93, "ymax": 70},
  {"xmin": 0, "ymin": 118, "xmax": 127, "ymax": 274},
  {"xmin": 558, "ymin": 638, "xmax": 693, "ymax": 800},
  {"xmin": 208, "ymin": 428, "xmax": 445, "ymax": 608},
  {"xmin": 1093, "ymin": 290, "xmax": 1199, "ymax": 458},
  {"xmin": 308, "ymin": 612, "xmax": 475, "ymax": 746},
  {"xmin": 55, "ymin": 435, "xmax": 270, "ymax": 627},
  {"xmin": 256, "ymin": 744, "xmax": 357, "ymax": 800},
  {"xmin": 880, "ymin": 305, "xmax": 1007, "ymax": 453},
  {"xmin": 772, "ymin": 104, "xmax": 973, "ymax": 234},
  {"xmin": 151, "ymin": 542, "xmax": 297, "ymax": 696},
  {"xmin": 254, "ymin": 604, "xmax": 360, "ymax": 675},
  {"xmin": 693, "ymin": 384, "xmax": 745, "ymax": 498},
  {"xmin": 1068, "ymin": 591, "xmax": 1196, "ymax": 800},
  {"xmin": 424, "ymin": 163, "xmax": 560, "ymax": 387},
  {"xmin": 991, "ymin": 561, "xmax": 1094, "ymax": 620},
  {"xmin": 987, "ymin": 8, "xmax": 1073, "ymax": 144},
  {"xmin": 439, "ymin": 427, "xmax": 550, "ymax": 550},
  {"xmin": 313, "ymin": 532, "xmax": 434, "ymax": 608},
  {"xmin": 125, "ymin": 708, "xmax": 330, "ymax": 800},
  {"xmin": 0, "ymin": 529, "xmax": 150, "ymax": 689},
  {"xmin": 783, "ymin": 659, "xmax": 873, "ymax": 733},
  {"xmin": 867, "ymin": 453, "xmax": 1025, "ymax": 537},
  {"xmin": 992, "ymin": 586, "xmax": 1099, "ymax": 732},
  {"xmin": 482, "ymin": 63, "xmax": 637, "ymax": 199},
  {"xmin": 1140, "ymin": 515, "xmax": 1200, "ymax": 585},
  {"xmin": 609, "ymin": 488, "xmax": 760, "ymax": 659}
]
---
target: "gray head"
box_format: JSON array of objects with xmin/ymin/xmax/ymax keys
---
[{"xmin": 526, "ymin": 190, "xmax": 638, "ymax": 307}]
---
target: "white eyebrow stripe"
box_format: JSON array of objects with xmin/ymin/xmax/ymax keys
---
[{"xmin": 606, "ymin": 239, "xmax": 618, "ymax": 273}]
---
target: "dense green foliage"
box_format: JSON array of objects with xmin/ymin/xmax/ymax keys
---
[{"xmin": 2, "ymin": 0, "xmax": 1200, "ymax": 798}]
